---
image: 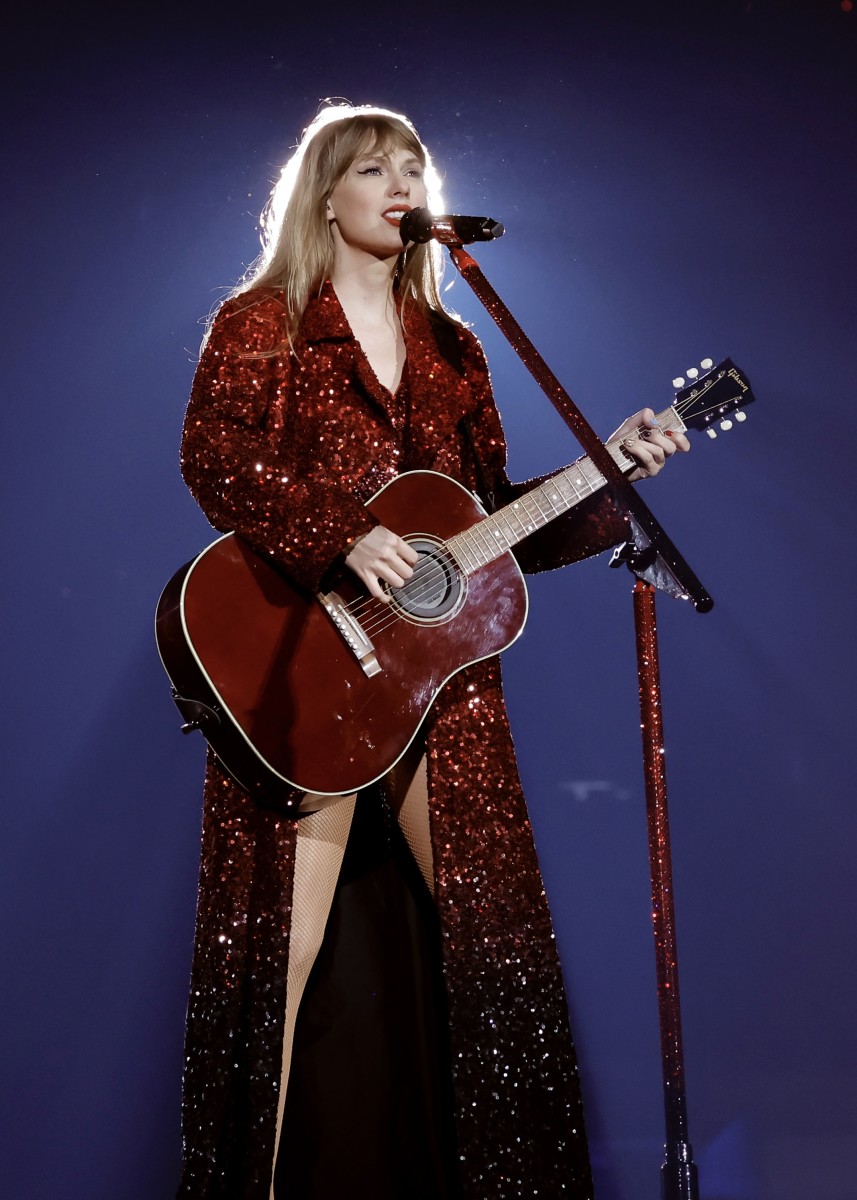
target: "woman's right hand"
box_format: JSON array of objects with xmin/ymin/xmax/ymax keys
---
[{"xmin": 345, "ymin": 525, "xmax": 418, "ymax": 602}]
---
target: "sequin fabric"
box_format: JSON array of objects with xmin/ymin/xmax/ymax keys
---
[{"xmin": 177, "ymin": 283, "xmax": 628, "ymax": 1199}]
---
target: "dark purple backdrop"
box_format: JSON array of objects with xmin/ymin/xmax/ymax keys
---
[{"xmin": 3, "ymin": 3, "xmax": 855, "ymax": 1197}]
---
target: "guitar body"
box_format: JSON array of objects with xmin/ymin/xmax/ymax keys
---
[{"xmin": 156, "ymin": 470, "xmax": 528, "ymax": 803}]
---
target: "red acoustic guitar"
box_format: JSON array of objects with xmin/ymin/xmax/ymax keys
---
[{"xmin": 156, "ymin": 358, "xmax": 754, "ymax": 805}]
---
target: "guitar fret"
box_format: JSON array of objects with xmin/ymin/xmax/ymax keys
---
[
  {"xmin": 544, "ymin": 478, "xmax": 575, "ymax": 514},
  {"xmin": 566, "ymin": 464, "xmax": 597, "ymax": 499},
  {"xmin": 485, "ymin": 520, "xmax": 511, "ymax": 554},
  {"xmin": 470, "ymin": 527, "xmax": 490, "ymax": 559},
  {"xmin": 519, "ymin": 490, "xmax": 550, "ymax": 529},
  {"xmin": 448, "ymin": 540, "xmax": 467, "ymax": 572},
  {"xmin": 448, "ymin": 529, "xmax": 474, "ymax": 572},
  {"xmin": 537, "ymin": 486, "xmax": 563, "ymax": 518},
  {"xmin": 468, "ymin": 525, "xmax": 494, "ymax": 561},
  {"xmin": 580, "ymin": 459, "xmax": 603, "ymax": 491},
  {"xmin": 502, "ymin": 503, "xmax": 530, "ymax": 540}
]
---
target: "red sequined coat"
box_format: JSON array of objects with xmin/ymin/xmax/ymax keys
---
[{"xmin": 177, "ymin": 283, "xmax": 627, "ymax": 1199}]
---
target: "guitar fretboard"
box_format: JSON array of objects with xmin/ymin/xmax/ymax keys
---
[{"xmin": 447, "ymin": 405, "xmax": 685, "ymax": 574}]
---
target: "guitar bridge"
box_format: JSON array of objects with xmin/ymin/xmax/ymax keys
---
[{"xmin": 319, "ymin": 591, "xmax": 382, "ymax": 678}]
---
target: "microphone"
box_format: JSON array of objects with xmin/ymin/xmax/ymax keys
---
[{"xmin": 400, "ymin": 208, "xmax": 505, "ymax": 246}]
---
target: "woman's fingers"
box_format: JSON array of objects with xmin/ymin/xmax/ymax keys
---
[
  {"xmin": 611, "ymin": 408, "xmax": 691, "ymax": 481},
  {"xmin": 345, "ymin": 526, "xmax": 418, "ymax": 601}
]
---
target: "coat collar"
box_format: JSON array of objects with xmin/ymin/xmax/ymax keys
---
[
  {"xmin": 297, "ymin": 280, "xmax": 353, "ymax": 344},
  {"xmin": 296, "ymin": 280, "xmax": 477, "ymax": 439}
]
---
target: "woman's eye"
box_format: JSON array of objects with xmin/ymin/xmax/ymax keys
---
[{"xmin": 358, "ymin": 166, "xmax": 382, "ymax": 175}]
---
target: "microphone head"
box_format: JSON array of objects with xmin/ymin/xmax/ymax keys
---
[
  {"xmin": 399, "ymin": 209, "xmax": 506, "ymax": 246},
  {"xmin": 399, "ymin": 208, "xmax": 433, "ymax": 245}
]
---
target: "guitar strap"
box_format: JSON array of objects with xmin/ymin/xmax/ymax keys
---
[{"xmin": 428, "ymin": 309, "xmax": 496, "ymax": 515}]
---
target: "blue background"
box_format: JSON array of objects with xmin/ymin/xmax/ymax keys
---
[{"xmin": 2, "ymin": 2, "xmax": 855, "ymax": 1197}]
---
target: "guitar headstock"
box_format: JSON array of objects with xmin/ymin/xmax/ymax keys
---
[{"xmin": 672, "ymin": 357, "xmax": 756, "ymax": 439}]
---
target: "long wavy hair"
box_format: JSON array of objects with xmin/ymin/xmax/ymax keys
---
[{"xmin": 219, "ymin": 102, "xmax": 455, "ymax": 351}]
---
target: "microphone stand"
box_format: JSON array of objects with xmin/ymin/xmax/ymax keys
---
[{"xmin": 443, "ymin": 237, "xmax": 703, "ymax": 1200}]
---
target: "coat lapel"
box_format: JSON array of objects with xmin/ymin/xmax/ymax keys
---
[
  {"xmin": 401, "ymin": 303, "xmax": 479, "ymax": 468},
  {"xmin": 299, "ymin": 282, "xmax": 479, "ymax": 451}
]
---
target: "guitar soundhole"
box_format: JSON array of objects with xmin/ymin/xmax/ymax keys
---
[{"xmin": 389, "ymin": 539, "xmax": 463, "ymax": 623}]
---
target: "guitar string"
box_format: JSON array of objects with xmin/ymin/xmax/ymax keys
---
[
  {"xmin": 342, "ymin": 417, "xmax": 678, "ymax": 640},
  {"xmin": 343, "ymin": 449, "xmax": 614, "ymax": 640},
  {"xmin": 346, "ymin": 552, "xmax": 460, "ymax": 629},
  {"xmin": 358, "ymin": 558, "xmax": 460, "ymax": 637},
  {"xmin": 347, "ymin": 417, "xmax": 663, "ymax": 632},
  {"xmin": 338, "ymin": 395, "xmax": 726, "ymax": 642},
  {"xmin": 351, "ymin": 476, "xmax": 577, "ymax": 638}
]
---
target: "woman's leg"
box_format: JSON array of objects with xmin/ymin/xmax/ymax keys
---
[
  {"xmin": 384, "ymin": 748, "xmax": 434, "ymax": 893},
  {"xmin": 269, "ymin": 796, "xmax": 356, "ymax": 1200}
]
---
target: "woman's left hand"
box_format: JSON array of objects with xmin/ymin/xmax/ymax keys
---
[{"xmin": 610, "ymin": 408, "xmax": 691, "ymax": 481}]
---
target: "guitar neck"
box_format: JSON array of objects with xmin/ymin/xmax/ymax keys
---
[{"xmin": 447, "ymin": 405, "xmax": 686, "ymax": 573}]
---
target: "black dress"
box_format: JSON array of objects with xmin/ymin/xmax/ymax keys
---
[{"xmin": 275, "ymin": 788, "xmax": 462, "ymax": 1198}]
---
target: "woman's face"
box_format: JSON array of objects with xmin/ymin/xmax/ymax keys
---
[{"xmin": 327, "ymin": 143, "xmax": 428, "ymax": 262}]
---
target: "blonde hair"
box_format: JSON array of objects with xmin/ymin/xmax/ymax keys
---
[{"xmin": 223, "ymin": 102, "xmax": 455, "ymax": 349}]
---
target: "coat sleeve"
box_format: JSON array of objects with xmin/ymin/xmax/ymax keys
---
[
  {"xmin": 180, "ymin": 293, "xmax": 376, "ymax": 595},
  {"xmin": 457, "ymin": 331, "xmax": 630, "ymax": 575}
]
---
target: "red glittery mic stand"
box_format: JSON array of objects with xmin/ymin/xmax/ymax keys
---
[
  {"xmin": 631, "ymin": 576, "xmax": 700, "ymax": 1200},
  {"xmin": 442, "ymin": 238, "xmax": 704, "ymax": 1200}
]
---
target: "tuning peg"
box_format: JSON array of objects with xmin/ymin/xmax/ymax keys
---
[
  {"xmin": 672, "ymin": 376, "xmax": 685, "ymax": 388},
  {"xmin": 735, "ymin": 410, "xmax": 747, "ymax": 422},
  {"xmin": 686, "ymin": 367, "xmax": 699, "ymax": 379},
  {"xmin": 706, "ymin": 427, "xmax": 718, "ymax": 439},
  {"xmin": 720, "ymin": 418, "xmax": 733, "ymax": 431},
  {"xmin": 700, "ymin": 357, "xmax": 713, "ymax": 369}
]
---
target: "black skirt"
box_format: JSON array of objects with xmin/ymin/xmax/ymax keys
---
[{"xmin": 275, "ymin": 787, "xmax": 462, "ymax": 1199}]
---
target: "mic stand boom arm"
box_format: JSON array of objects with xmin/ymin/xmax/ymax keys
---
[
  {"xmin": 445, "ymin": 241, "xmax": 702, "ymax": 1200},
  {"xmin": 447, "ymin": 245, "xmax": 711, "ymax": 611}
]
